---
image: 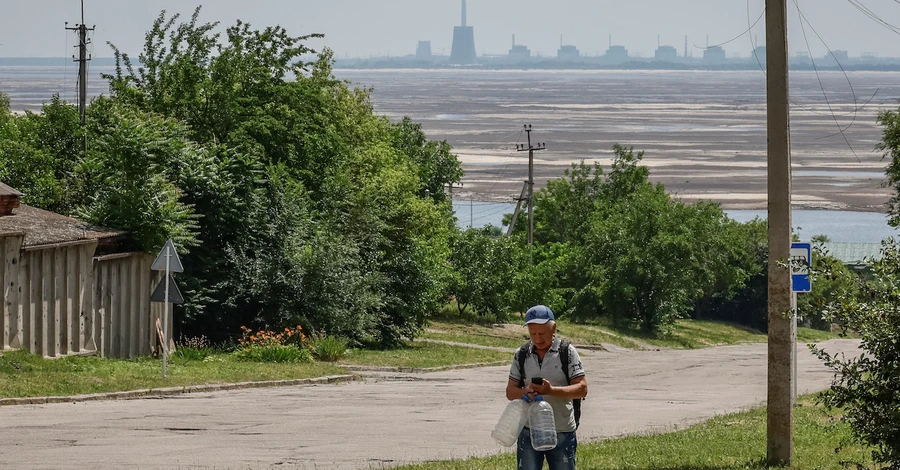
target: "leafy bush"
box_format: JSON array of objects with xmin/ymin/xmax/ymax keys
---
[
  {"xmin": 814, "ymin": 239, "xmax": 900, "ymax": 468},
  {"xmin": 175, "ymin": 336, "xmax": 215, "ymax": 361},
  {"xmin": 232, "ymin": 325, "xmax": 313, "ymax": 363},
  {"xmin": 309, "ymin": 333, "xmax": 349, "ymax": 362},
  {"xmin": 798, "ymin": 236, "xmax": 860, "ymax": 330}
]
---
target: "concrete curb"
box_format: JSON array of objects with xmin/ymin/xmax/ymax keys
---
[
  {"xmin": 342, "ymin": 360, "xmax": 509, "ymax": 374},
  {"xmin": 0, "ymin": 374, "xmax": 357, "ymax": 407}
]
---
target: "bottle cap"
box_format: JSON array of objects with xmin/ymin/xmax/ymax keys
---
[
  {"xmin": 533, "ymin": 395, "xmax": 544, "ymax": 402},
  {"xmin": 520, "ymin": 395, "xmax": 532, "ymax": 403}
]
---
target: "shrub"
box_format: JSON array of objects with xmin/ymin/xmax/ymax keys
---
[
  {"xmin": 175, "ymin": 335, "xmax": 214, "ymax": 361},
  {"xmin": 309, "ymin": 333, "xmax": 349, "ymax": 362},
  {"xmin": 814, "ymin": 238, "xmax": 900, "ymax": 468},
  {"xmin": 232, "ymin": 325, "xmax": 313, "ymax": 363}
]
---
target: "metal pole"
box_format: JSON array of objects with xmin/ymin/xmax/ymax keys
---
[
  {"xmin": 526, "ymin": 126, "xmax": 534, "ymax": 246},
  {"xmin": 163, "ymin": 246, "xmax": 169, "ymax": 379},
  {"xmin": 792, "ymin": 291, "xmax": 798, "ymax": 407},
  {"xmin": 766, "ymin": 0, "xmax": 793, "ymax": 464}
]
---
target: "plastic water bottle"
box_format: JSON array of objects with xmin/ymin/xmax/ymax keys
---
[
  {"xmin": 492, "ymin": 396, "xmax": 531, "ymax": 446},
  {"xmin": 528, "ymin": 396, "xmax": 558, "ymax": 451}
]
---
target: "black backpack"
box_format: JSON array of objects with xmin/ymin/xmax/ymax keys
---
[{"xmin": 516, "ymin": 338, "xmax": 582, "ymax": 429}]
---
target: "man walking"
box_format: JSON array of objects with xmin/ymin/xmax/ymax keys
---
[{"xmin": 506, "ymin": 305, "xmax": 588, "ymax": 470}]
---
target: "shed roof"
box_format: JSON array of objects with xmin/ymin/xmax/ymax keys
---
[
  {"xmin": 0, "ymin": 182, "xmax": 22, "ymax": 197},
  {"xmin": 0, "ymin": 204, "xmax": 124, "ymax": 247}
]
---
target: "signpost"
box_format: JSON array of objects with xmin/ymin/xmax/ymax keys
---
[
  {"xmin": 150, "ymin": 240, "xmax": 184, "ymax": 378},
  {"xmin": 789, "ymin": 242, "xmax": 812, "ymax": 406}
]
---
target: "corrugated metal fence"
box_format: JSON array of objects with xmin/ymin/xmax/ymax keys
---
[{"xmin": 1, "ymin": 233, "xmax": 174, "ymax": 358}]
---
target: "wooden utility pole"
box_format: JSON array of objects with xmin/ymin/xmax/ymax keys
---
[
  {"xmin": 766, "ymin": 0, "xmax": 794, "ymax": 465},
  {"xmin": 516, "ymin": 125, "xmax": 546, "ymax": 246},
  {"xmin": 66, "ymin": 0, "xmax": 94, "ymax": 126}
]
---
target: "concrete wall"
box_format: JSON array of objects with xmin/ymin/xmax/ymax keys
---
[{"xmin": 1, "ymin": 233, "xmax": 174, "ymax": 358}]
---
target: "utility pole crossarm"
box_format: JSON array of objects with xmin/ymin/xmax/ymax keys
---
[{"xmin": 65, "ymin": 1, "xmax": 95, "ymax": 127}]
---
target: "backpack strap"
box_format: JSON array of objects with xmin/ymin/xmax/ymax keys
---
[
  {"xmin": 558, "ymin": 338, "xmax": 582, "ymax": 429},
  {"xmin": 559, "ymin": 339, "xmax": 572, "ymax": 385},
  {"xmin": 516, "ymin": 342, "xmax": 530, "ymax": 388}
]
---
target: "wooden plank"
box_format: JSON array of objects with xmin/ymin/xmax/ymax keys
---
[
  {"xmin": 138, "ymin": 256, "xmax": 150, "ymax": 355},
  {"xmin": 53, "ymin": 248, "xmax": 64, "ymax": 357},
  {"xmin": 1, "ymin": 236, "xmax": 8, "ymax": 349},
  {"xmin": 119, "ymin": 258, "xmax": 130, "ymax": 358},
  {"xmin": 0, "ymin": 236, "xmax": 8, "ymax": 349},
  {"xmin": 20, "ymin": 251, "xmax": 32, "ymax": 351},
  {"xmin": 128, "ymin": 255, "xmax": 138, "ymax": 358},
  {"xmin": 82, "ymin": 244, "xmax": 95, "ymax": 352},
  {"xmin": 40, "ymin": 248, "xmax": 52, "ymax": 357},
  {"xmin": 11, "ymin": 245, "xmax": 25, "ymax": 350},
  {"xmin": 66, "ymin": 246, "xmax": 77, "ymax": 354},
  {"xmin": 110, "ymin": 260, "xmax": 120, "ymax": 357},
  {"xmin": 99, "ymin": 260, "xmax": 111, "ymax": 358}
]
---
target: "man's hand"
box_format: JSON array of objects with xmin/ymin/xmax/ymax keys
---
[{"xmin": 525, "ymin": 379, "xmax": 554, "ymax": 397}]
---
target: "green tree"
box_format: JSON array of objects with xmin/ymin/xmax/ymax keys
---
[
  {"xmin": 448, "ymin": 227, "xmax": 522, "ymax": 321},
  {"xmin": 815, "ymin": 239, "xmax": 900, "ymax": 468},
  {"xmin": 877, "ymin": 109, "xmax": 900, "ymax": 227},
  {"xmin": 101, "ymin": 8, "xmax": 462, "ymax": 346},
  {"xmin": 78, "ymin": 98, "xmax": 199, "ymax": 251}
]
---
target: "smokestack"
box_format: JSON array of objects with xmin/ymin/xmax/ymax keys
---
[
  {"xmin": 512, "ymin": 34, "xmax": 515, "ymax": 47},
  {"xmin": 560, "ymin": 34, "xmax": 563, "ymax": 48},
  {"xmin": 461, "ymin": 0, "xmax": 467, "ymax": 27}
]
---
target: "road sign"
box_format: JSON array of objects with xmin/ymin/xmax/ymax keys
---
[
  {"xmin": 790, "ymin": 242, "xmax": 812, "ymax": 293},
  {"xmin": 150, "ymin": 274, "xmax": 184, "ymax": 304},
  {"xmin": 151, "ymin": 240, "xmax": 184, "ymax": 273}
]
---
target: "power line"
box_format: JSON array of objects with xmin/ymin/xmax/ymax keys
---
[{"xmin": 793, "ymin": 0, "xmax": 860, "ymax": 162}]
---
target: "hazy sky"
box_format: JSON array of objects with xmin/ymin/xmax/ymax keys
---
[{"xmin": 2, "ymin": 0, "xmax": 900, "ymax": 59}]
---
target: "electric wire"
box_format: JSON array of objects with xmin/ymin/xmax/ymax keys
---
[{"xmin": 794, "ymin": 0, "xmax": 860, "ymax": 162}]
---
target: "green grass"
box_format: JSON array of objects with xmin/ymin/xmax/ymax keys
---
[
  {"xmin": 421, "ymin": 330, "xmax": 522, "ymax": 350},
  {"xmin": 0, "ymin": 349, "xmax": 347, "ymax": 399},
  {"xmin": 646, "ymin": 320, "xmax": 768, "ymax": 349},
  {"xmin": 341, "ymin": 341, "xmax": 511, "ymax": 369},
  {"xmin": 554, "ymin": 320, "xmax": 642, "ymax": 349},
  {"xmin": 395, "ymin": 397, "xmax": 877, "ymax": 470},
  {"xmin": 797, "ymin": 327, "xmax": 847, "ymax": 344}
]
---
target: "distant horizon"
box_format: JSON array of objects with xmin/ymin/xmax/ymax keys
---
[{"xmin": 3, "ymin": 1, "xmax": 900, "ymax": 61}]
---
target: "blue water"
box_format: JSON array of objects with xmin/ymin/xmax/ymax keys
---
[{"xmin": 452, "ymin": 201, "xmax": 896, "ymax": 244}]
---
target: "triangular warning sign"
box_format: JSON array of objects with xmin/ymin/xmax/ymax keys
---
[
  {"xmin": 150, "ymin": 274, "xmax": 185, "ymax": 304},
  {"xmin": 151, "ymin": 240, "xmax": 184, "ymax": 273}
]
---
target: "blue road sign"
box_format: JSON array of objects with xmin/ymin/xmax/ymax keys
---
[{"xmin": 790, "ymin": 242, "xmax": 812, "ymax": 293}]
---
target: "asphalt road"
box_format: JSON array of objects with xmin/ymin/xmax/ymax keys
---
[{"xmin": 0, "ymin": 339, "xmax": 860, "ymax": 469}]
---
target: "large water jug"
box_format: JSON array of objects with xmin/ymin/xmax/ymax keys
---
[
  {"xmin": 492, "ymin": 396, "xmax": 531, "ymax": 446},
  {"xmin": 528, "ymin": 396, "xmax": 557, "ymax": 451}
]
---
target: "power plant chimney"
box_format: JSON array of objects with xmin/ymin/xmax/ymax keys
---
[{"xmin": 461, "ymin": 0, "xmax": 467, "ymax": 27}]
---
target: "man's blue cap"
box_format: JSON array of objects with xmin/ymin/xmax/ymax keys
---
[{"xmin": 525, "ymin": 305, "xmax": 555, "ymax": 325}]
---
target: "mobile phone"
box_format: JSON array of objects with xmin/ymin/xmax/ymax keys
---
[{"xmin": 531, "ymin": 376, "xmax": 543, "ymax": 385}]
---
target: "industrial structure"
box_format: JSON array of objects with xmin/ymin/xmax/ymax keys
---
[
  {"xmin": 508, "ymin": 34, "xmax": 531, "ymax": 62},
  {"xmin": 416, "ymin": 41, "xmax": 433, "ymax": 61},
  {"xmin": 449, "ymin": 0, "xmax": 477, "ymax": 65}
]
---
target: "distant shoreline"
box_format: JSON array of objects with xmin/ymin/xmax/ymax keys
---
[{"xmin": 5, "ymin": 57, "xmax": 900, "ymax": 73}]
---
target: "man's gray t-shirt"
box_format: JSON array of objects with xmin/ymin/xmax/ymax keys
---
[{"xmin": 508, "ymin": 337, "xmax": 585, "ymax": 432}]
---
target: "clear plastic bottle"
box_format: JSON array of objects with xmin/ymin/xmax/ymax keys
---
[
  {"xmin": 528, "ymin": 395, "xmax": 558, "ymax": 451},
  {"xmin": 492, "ymin": 396, "xmax": 531, "ymax": 447}
]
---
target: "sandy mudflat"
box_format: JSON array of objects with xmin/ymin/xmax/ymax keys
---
[{"xmin": 337, "ymin": 69, "xmax": 899, "ymax": 212}]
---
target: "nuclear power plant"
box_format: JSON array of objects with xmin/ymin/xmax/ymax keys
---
[
  {"xmin": 334, "ymin": 1, "xmax": 900, "ymax": 71},
  {"xmin": 449, "ymin": 0, "xmax": 477, "ymax": 65}
]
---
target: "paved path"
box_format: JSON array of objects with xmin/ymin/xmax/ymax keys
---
[{"xmin": 0, "ymin": 339, "xmax": 859, "ymax": 470}]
